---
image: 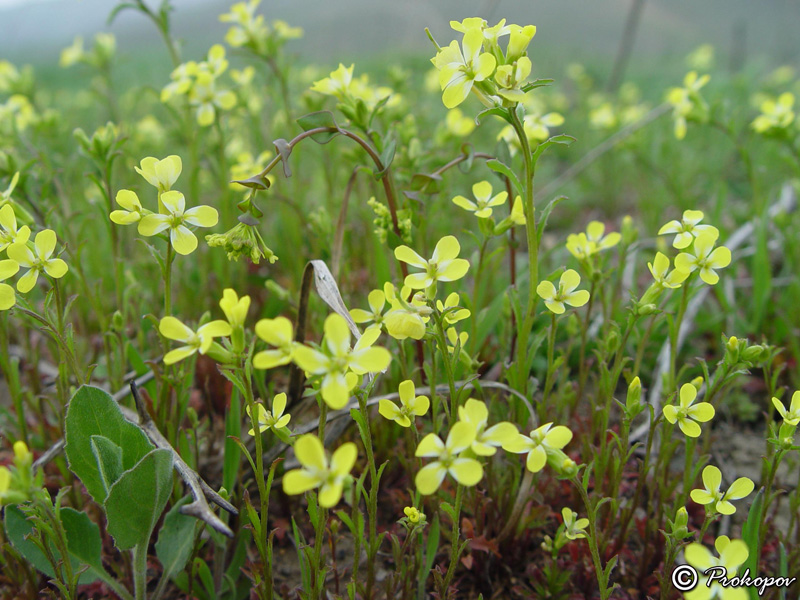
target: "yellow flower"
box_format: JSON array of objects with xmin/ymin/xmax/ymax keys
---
[
  {"xmin": 415, "ymin": 421, "xmax": 483, "ymax": 495},
  {"xmin": 683, "ymin": 536, "xmax": 748, "ymax": 600},
  {"xmin": 381, "ymin": 283, "xmax": 430, "ymax": 340},
  {"xmin": 495, "ymin": 56, "xmax": 532, "ymax": 103},
  {"xmin": 436, "ymin": 292, "xmax": 470, "ymax": 325},
  {"xmin": 663, "ymin": 383, "xmax": 715, "ymax": 438},
  {"xmin": 403, "ymin": 506, "xmax": 425, "ymax": 524},
  {"xmin": 283, "ymin": 434, "xmax": 356, "ymax": 508},
  {"xmin": 379, "ymin": 380, "xmax": 429, "ymax": 427},
  {"xmin": 219, "ymin": 288, "xmax": 250, "ymax": 328},
  {"xmin": 506, "ymin": 24, "xmax": 536, "ymax": 61},
  {"xmin": 667, "ymin": 71, "xmax": 709, "ymax": 140},
  {"xmin": 498, "ymin": 111, "xmax": 565, "ymax": 149},
  {"xmin": 505, "ymin": 422, "xmax": 573, "ymax": 473},
  {"xmin": 191, "ymin": 71, "xmax": 237, "ymax": 127},
  {"xmin": 311, "ymin": 63, "xmax": 355, "ymax": 101},
  {"xmin": 253, "ymin": 316, "xmax": 295, "ymax": 369},
  {"xmin": 562, "ymin": 508, "xmax": 589, "ymax": 540},
  {"xmin": 0, "ymin": 204, "xmax": 30, "ymax": 251},
  {"xmin": 138, "ymin": 191, "xmax": 219, "ymax": 255},
  {"xmin": 566, "ymin": 221, "xmax": 620, "ymax": 260},
  {"xmin": 457, "ymin": 398, "xmax": 518, "ymax": 456},
  {"xmin": 159, "ymin": 316, "xmax": 232, "ymax": 365},
  {"xmin": 135, "ymin": 155, "xmax": 182, "ymax": 194},
  {"xmin": 536, "ymin": 269, "xmax": 590, "ymax": 315},
  {"xmin": 690, "ymin": 465, "xmax": 754, "ymax": 515},
  {"xmin": 350, "ymin": 288, "xmax": 387, "ymax": 330},
  {"xmin": 772, "ymin": 391, "xmax": 800, "ymax": 426},
  {"xmin": 446, "ymin": 327, "xmax": 468, "ymax": 354},
  {"xmin": 0, "ymin": 259, "xmax": 19, "ymax": 310},
  {"xmin": 452, "ymin": 181, "xmax": 508, "ymax": 219},
  {"xmin": 247, "ymin": 392, "xmax": 291, "ymax": 435},
  {"xmin": 59, "ymin": 36, "xmax": 85, "ymax": 68},
  {"xmin": 292, "ymin": 313, "xmax": 391, "ymax": 409},
  {"xmin": 7, "ymin": 230, "xmax": 68, "ymax": 293},
  {"xmin": 752, "ymin": 92, "xmax": 795, "ymax": 133},
  {"xmin": 658, "ymin": 209, "xmax": 718, "ymax": 249},
  {"xmin": 433, "ymin": 29, "xmax": 497, "ymax": 109},
  {"xmin": 395, "ymin": 235, "xmax": 470, "ymax": 291},
  {"xmin": 674, "ymin": 232, "xmax": 731, "ymax": 285},
  {"xmin": 109, "ymin": 190, "xmax": 146, "ymax": 225},
  {"xmin": 647, "ymin": 252, "xmax": 689, "ymax": 289}
]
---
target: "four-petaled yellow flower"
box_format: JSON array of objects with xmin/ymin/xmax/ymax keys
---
[
  {"xmin": 159, "ymin": 316, "xmax": 232, "ymax": 365},
  {"xmin": 0, "ymin": 205, "xmax": 30, "ymax": 251},
  {"xmin": 648, "ymin": 252, "xmax": 689, "ymax": 289},
  {"xmin": 109, "ymin": 190, "xmax": 146, "ymax": 225},
  {"xmin": 436, "ymin": 292, "xmax": 470, "ymax": 325},
  {"xmin": 566, "ymin": 221, "xmax": 620, "ymax": 260},
  {"xmin": 138, "ymin": 190, "xmax": 219, "ymax": 256},
  {"xmin": 0, "ymin": 259, "xmax": 19, "ymax": 310},
  {"xmin": 433, "ymin": 28, "xmax": 497, "ymax": 109},
  {"xmin": 457, "ymin": 398, "xmax": 518, "ymax": 456},
  {"xmin": 690, "ymin": 465, "xmax": 754, "ymax": 515},
  {"xmin": 452, "ymin": 181, "xmax": 508, "ymax": 219},
  {"xmin": 562, "ymin": 508, "xmax": 589, "ymax": 540},
  {"xmin": 752, "ymin": 92, "xmax": 795, "ymax": 134},
  {"xmin": 395, "ymin": 235, "xmax": 470, "ymax": 291},
  {"xmin": 350, "ymin": 288, "xmax": 387, "ymax": 330},
  {"xmin": 282, "ymin": 434, "xmax": 356, "ymax": 508},
  {"xmin": 667, "ymin": 71, "xmax": 710, "ymax": 140},
  {"xmin": 658, "ymin": 210, "xmax": 718, "ymax": 249},
  {"xmin": 415, "ymin": 421, "xmax": 483, "ymax": 495},
  {"xmin": 7, "ymin": 230, "xmax": 68, "ymax": 292},
  {"xmin": 135, "ymin": 155, "xmax": 182, "ymax": 194},
  {"xmin": 383, "ymin": 283, "xmax": 430, "ymax": 340},
  {"xmin": 683, "ymin": 536, "xmax": 748, "ymax": 600},
  {"xmin": 772, "ymin": 391, "xmax": 800, "ymax": 426},
  {"xmin": 674, "ymin": 232, "xmax": 731, "ymax": 285},
  {"xmin": 379, "ymin": 380, "xmax": 429, "ymax": 428},
  {"xmin": 247, "ymin": 392, "xmax": 291, "ymax": 436},
  {"xmin": 537, "ymin": 269, "xmax": 590, "ymax": 315},
  {"xmin": 311, "ymin": 63, "xmax": 355, "ymax": 101},
  {"xmin": 505, "ymin": 422, "xmax": 573, "ymax": 473},
  {"xmin": 219, "ymin": 288, "xmax": 250, "ymax": 328},
  {"xmin": 663, "ymin": 383, "xmax": 715, "ymax": 438},
  {"xmin": 292, "ymin": 313, "xmax": 391, "ymax": 409},
  {"xmin": 253, "ymin": 316, "xmax": 296, "ymax": 369}
]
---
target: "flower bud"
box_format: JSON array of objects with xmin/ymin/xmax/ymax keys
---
[
  {"xmin": 625, "ymin": 377, "xmax": 644, "ymax": 419},
  {"xmin": 621, "ymin": 215, "xmax": 638, "ymax": 246},
  {"xmin": 546, "ymin": 448, "xmax": 578, "ymax": 478},
  {"xmin": 741, "ymin": 344, "xmax": 768, "ymax": 364},
  {"xmin": 13, "ymin": 441, "xmax": 31, "ymax": 467},
  {"xmin": 690, "ymin": 376, "xmax": 704, "ymax": 390},
  {"xmin": 671, "ymin": 506, "xmax": 689, "ymax": 539},
  {"xmin": 637, "ymin": 302, "xmax": 658, "ymax": 316},
  {"xmin": 724, "ymin": 335, "xmax": 740, "ymax": 364}
]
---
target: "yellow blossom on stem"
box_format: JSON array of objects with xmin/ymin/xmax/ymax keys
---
[
  {"xmin": 436, "ymin": 292, "xmax": 470, "ymax": 325},
  {"xmin": 663, "ymin": 383, "xmax": 715, "ymax": 438},
  {"xmin": 292, "ymin": 313, "xmax": 391, "ymax": 409},
  {"xmin": 772, "ymin": 391, "xmax": 800, "ymax": 426},
  {"xmin": 674, "ymin": 232, "xmax": 731, "ymax": 285},
  {"xmin": 379, "ymin": 380, "xmax": 429, "ymax": 428},
  {"xmin": 135, "ymin": 155, "xmax": 182, "ymax": 194},
  {"xmin": 395, "ymin": 235, "xmax": 470, "ymax": 292},
  {"xmin": 246, "ymin": 392, "xmax": 291, "ymax": 435},
  {"xmin": 752, "ymin": 92, "xmax": 795, "ymax": 133},
  {"xmin": 690, "ymin": 465, "xmax": 754, "ymax": 515},
  {"xmin": 159, "ymin": 316, "xmax": 232, "ymax": 365},
  {"xmin": 350, "ymin": 288, "xmax": 387, "ymax": 331},
  {"xmin": 383, "ymin": 283, "xmax": 430, "ymax": 340},
  {"xmin": 457, "ymin": 398, "xmax": 518, "ymax": 456},
  {"xmin": 7, "ymin": 230, "xmax": 68, "ymax": 293},
  {"xmin": 283, "ymin": 434, "xmax": 356, "ymax": 508},
  {"xmin": 562, "ymin": 508, "xmax": 589, "ymax": 540},
  {"xmin": 683, "ymin": 536, "xmax": 748, "ymax": 600},
  {"xmin": 253, "ymin": 316, "xmax": 296, "ymax": 369},
  {"xmin": 0, "ymin": 205, "xmax": 30, "ymax": 251},
  {"xmin": 109, "ymin": 190, "xmax": 146, "ymax": 225},
  {"xmin": 536, "ymin": 269, "xmax": 590, "ymax": 315},
  {"xmin": 0, "ymin": 258, "xmax": 19, "ymax": 310},
  {"xmin": 433, "ymin": 29, "xmax": 497, "ymax": 109},
  {"xmin": 452, "ymin": 180, "xmax": 507, "ymax": 218},
  {"xmin": 415, "ymin": 421, "xmax": 483, "ymax": 495},
  {"xmin": 138, "ymin": 191, "xmax": 219, "ymax": 255},
  {"xmin": 403, "ymin": 506, "xmax": 425, "ymax": 524},
  {"xmin": 446, "ymin": 327, "xmax": 468, "ymax": 354},
  {"xmin": 505, "ymin": 422, "xmax": 573, "ymax": 473},
  {"xmin": 647, "ymin": 252, "xmax": 689, "ymax": 289},
  {"xmin": 658, "ymin": 209, "xmax": 718, "ymax": 249}
]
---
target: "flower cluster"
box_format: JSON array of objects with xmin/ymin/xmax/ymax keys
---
[
  {"xmin": 0, "ymin": 441, "xmax": 40, "ymax": 506},
  {"xmin": 751, "ymin": 92, "xmax": 795, "ymax": 136},
  {"xmin": 431, "ymin": 18, "xmax": 538, "ymax": 109},
  {"xmin": 161, "ymin": 45, "xmax": 237, "ymax": 126},
  {"xmin": 111, "ymin": 155, "xmax": 218, "ymax": 256},
  {"xmin": 220, "ymin": 0, "xmax": 302, "ymax": 58},
  {"xmin": 59, "ymin": 33, "xmax": 116, "ymax": 70},
  {"xmin": 667, "ymin": 71, "xmax": 710, "ymax": 140}
]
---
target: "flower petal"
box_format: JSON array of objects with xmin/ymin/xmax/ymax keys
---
[
  {"xmin": 164, "ymin": 345, "xmax": 198, "ymax": 365},
  {"xmin": 170, "ymin": 225, "xmax": 198, "ymax": 255},
  {"xmin": 137, "ymin": 214, "xmax": 171, "ymax": 237},
  {"xmin": 283, "ymin": 469, "xmax": 322, "ymax": 495},
  {"xmin": 294, "ymin": 435, "xmax": 326, "ymax": 470},
  {"xmin": 432, "ymin": 235, "xmax": 461, "ymax": 263},
  {"xmin": 394, "ymin": 245, "xmax": 427, "ymax": 268},
  {"xmin": 159, "ymin": 316, "xmax": 194, "ymax": 342},
  {"xmin": 702, "ymin": 466, "xmax": 722, "ymax": 493},
  {"xmin": 44, "ymin": 258, "xmax": 68, "ymax": 279},
  {"xmin": 416, "ymin": 433, "xmax": 445, "ymax": 457},
  {"xmin": 184, "ymin": 205, "xmax": 219, "ymax": 227},
  {"xmin": 416, "ymin": 463, "xmax": 447, "ymax": 495},
  {"xmin": 449, "ymin": 458, "xmax": 483, "ymax": 486}
]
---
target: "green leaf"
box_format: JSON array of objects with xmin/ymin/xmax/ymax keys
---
[
  {"xmin": 475, "ymin": 106, "xmax": 511, "ymax": 126},
  {"xmin": 741, "ymin": 488, "xmax": 763, "ymax": 600},
  {"xmin": 193, "ymin": 557, "xmax": 216, "ymax": 599},
  {"xmin": 272, "ymin": 138, "xmax": 293, "ymax": 178},
  {"xmin": 520, "ymin": 78, "xmax": 554, "ymax": 92},
  {"xmin": 486, "ymin": 159, "xmax": 523, "ymax": 198},
  {"xmin": 231, "ymin": 173, "xmax": 270, "ymax": 190},
  {"xmin": 423, "ymin": 514, "xmax": 440, "ymax": 581},
  {"xmin": 296, "ymin": 111, "xmax": 341, "ymax": 144},
  {"xmin": 531, "ymin": 134, "xmax": 577, "ymax": 167},
  {"xmin": 223, "ymin": 389, "xmax": 242, "ymax": 495},
  {"xmin": 536, "ymin": 195, "xmax": 566, "ymax": 245},
  {"xmin": 457, "ymin": 144, "xmax": 474, "ymax": 174},
  {"xmin": 90, "ymin": 435, "xmax": 124, "ymax": 499},
  {"xmin": 156, "ymin": 496, "xmax": 198, "ymax": 581},
  {"xmin": 65, "ymin": 385, "xmax": 154, "ymax": 505},
  {"xmin": 4, "ymin": 505, "xmax": 104, "ymax": 585},
  {"xmin": 374, "ymin": 139, "xmax": 396, "ymax": 180},
  {"xmin": 104, "ymin": 448, "xmax": 174, "ymax": 551}
]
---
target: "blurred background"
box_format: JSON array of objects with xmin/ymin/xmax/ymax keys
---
[{"xmin": 2, "ymin": 0, "xmax": 798, "ymax": 81}]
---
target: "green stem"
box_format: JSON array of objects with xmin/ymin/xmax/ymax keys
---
[
  {"xmin": 441, "ymin": 484, "xmax": 464, "ymax": 593},
  {"xmin": 575, "ymin": 478, "xmax": 613, "ymax": 600},
  {"xmin": 133, "ymin": 543, "xmax": 148, "ymax": 600},
  {"xmin": 433, "ymin": 312, "xmax": 458, "ymax": 422},
  {"xmin": 164, "ymin": 244, "xmax": 174, "ymax": 315},
  {"xmin": 542, "ymin": 312, "xmax": 557, "ymax": 415},
  {"xmin": 357, "ymin": 392, "xmax": 379, "ymax": 599}
]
